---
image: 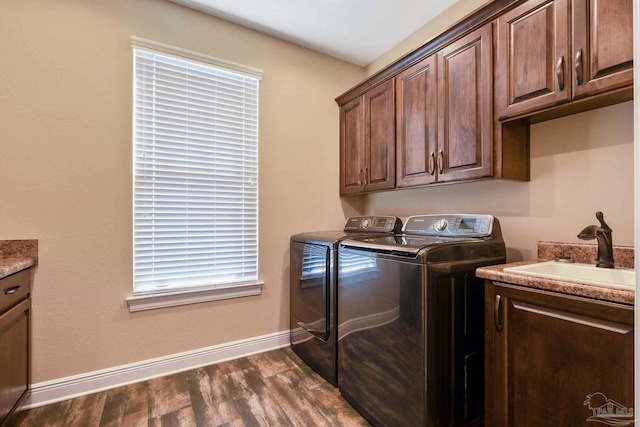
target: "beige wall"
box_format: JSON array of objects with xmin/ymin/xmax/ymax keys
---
[
  {"xmin": 367, "ymin": 101, "xmax": 635, "ymax": 261},
  {"xmin": 0, "ymin": 0, "xmax": 364, "ymax": 383}
]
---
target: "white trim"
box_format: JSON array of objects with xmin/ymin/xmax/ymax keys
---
[
  {"xmin": 126, "ymin": 281, "xmax": 264, "ymax": 312},
  {"xmin": 23, "ymin": 330, "xmax": 290, "ymax": 409},
  {"xmin": 131, "ymin": 36, "xmax": 263, "ymax": 80}
]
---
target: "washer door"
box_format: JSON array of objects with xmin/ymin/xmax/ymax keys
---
[{"xmin": 290, "ymin": 242, "xmax": 330, "ymax": 341}]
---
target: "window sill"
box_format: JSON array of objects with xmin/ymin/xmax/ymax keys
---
[{"xmin": 126, "ymin": 282, "xmax": 264, "ymax": 312}]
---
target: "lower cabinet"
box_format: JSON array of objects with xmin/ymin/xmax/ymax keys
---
[
  {"xmin": 0, "ymin": 270, "xmax": 31, "ymax": 427},
  {"xmin": 485, "ymin": 281, "xmax": 634, "ymax": 426}
]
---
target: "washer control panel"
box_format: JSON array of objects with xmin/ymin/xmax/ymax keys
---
[
  {"xmin": 344, "ymin": 216, "xmax": 402, "ymax": 233},
  {"xmin": 403, "ymin": 214, "xmax": 494, "ymax": 237}
]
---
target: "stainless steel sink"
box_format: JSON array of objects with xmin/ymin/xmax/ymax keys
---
[{"xmin": 503, "ymin": 261, "xmax": 635, "ymax": 290}]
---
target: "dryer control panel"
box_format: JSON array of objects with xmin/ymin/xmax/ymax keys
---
[
  {"xmin": 344, "ymin": 216, "xmax": 402, "ymax": 233},
  {"xmin": 403, "ymin": 214, "xmax": 494, "ymax": 237}
]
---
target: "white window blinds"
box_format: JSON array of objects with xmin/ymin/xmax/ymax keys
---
[{"xmin": 132, "ymin": 39, "xmax": 261, "ymax": 295}]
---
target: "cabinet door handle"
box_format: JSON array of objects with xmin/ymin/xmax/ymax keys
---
[
  {"xmin": 574, "ymin": 48, "xmax": 584, "ymax": 86},
  {"xmin": 556, "ymin": 56, "xmax": 565, "ymax": 91},
  {"xmin": 4, "ymin": 286, "xmax": 20, "ymax": 295},
  {"xmin": 494, "ymin": 294, "xmax": 502, "ymax": 332},
  {"xmin": 363, "ymin": 167, "xmax": 368, "ymax": 185},
  {"xmin": 428, "ymin": 152, "xmax": 435, "ymax": 176},
  {"xmin": 357, "ymin": 168, "xmax": 363, "ymax": 186},
  {"xmin": 437, "ymin": 150, "xmax": 444, "ymax": 174}
]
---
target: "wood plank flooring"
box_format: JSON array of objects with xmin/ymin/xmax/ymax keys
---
[{"xmin": 10, "ymin": 347, "xmax": 371, "ymax": 427}]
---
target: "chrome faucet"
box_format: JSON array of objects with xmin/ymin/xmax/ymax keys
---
[{"xmin": 577, "ymin": 211, "xmax": 614, "ymax": 268}]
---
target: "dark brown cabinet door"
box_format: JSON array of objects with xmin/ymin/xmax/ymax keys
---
[
  {"xmin": 496, "ymin": 0, "xmax": 632, "ymax": 121},
  {"xmin": 340, "ymin": 96, "xmax": 365, "ymax": 195},
  {"xmin": 495, "ymin": 0, "xmax": 571, "ymax": 120},
  {"xmin": 0, "ymin": 298, "xmax": 30, "ymax": 426},
  {"xmin": 437, "ymin": 24, "xmax": 492, "ymax": 182},
  {"xmin": 486, "ymin": 282, "xmax": 634, "ymax": 427},
  {"xmin": 364, "ymin": 80, "xmax": 395, "ymax": 192},
  {"xmin": 395, "ymin": 56, "xmax": 437, "ymax": 187},
  {"xmin": 339, "ymin": 80, "xmax": 395, "ymax": 195},
  {"xmin": 572, "ymin": 0, "xmax": 633, "ymax": 98}
]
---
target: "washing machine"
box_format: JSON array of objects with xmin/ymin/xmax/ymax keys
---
[
  {"xmin": 289, "ymin": 215, "xmax": 401, "ymax": 386},
  {"xmin": 337, "ymin": 214, "xmax": 506, "ymax": 426}
]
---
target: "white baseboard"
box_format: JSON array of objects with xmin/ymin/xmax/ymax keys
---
[{"xmin": 24, "ymin": 330, "xmax": 290, "ymax": 409}]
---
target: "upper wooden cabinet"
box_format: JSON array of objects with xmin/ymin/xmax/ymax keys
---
[
  {"xmin": 395, "ymin": 25, "xmax": 493, "ymax": 188},
  {"xmin": 437, "ymin": 24, "xmax": 493, "ymax": 183},
  {"xmin": 337, "ymin": 0, "xmax": 632, "ymax": 195},
  {"xmin": 496, "ymin": 0, "xmax": 633, "ymax": 120},
  {"xmin": 495, "ymin": 0, "xmax": 570, "ymax": 119},
  {"xmin": 572, "ymin": 0, "xmax": 633, "ymax": 98},
  {"xmin": 395, "ymin": 56, "xmax": 438, "ymax": 187},
  {"xmin": 340, "ymin": 80, "xmax": 395, "ymax": 195}
]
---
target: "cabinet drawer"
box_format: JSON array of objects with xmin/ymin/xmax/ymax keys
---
[{"xmin": 0, "ymin": 270, "xmax": 31, "ymax": 315}]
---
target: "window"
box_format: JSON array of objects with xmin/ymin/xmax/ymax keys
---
[{"xmin": 128, "ymin": 38, "xmax": 263, "ymax": 311}]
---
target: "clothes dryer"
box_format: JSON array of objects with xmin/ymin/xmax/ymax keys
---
[{"xmin": 290, "ymin": 216, "xmax": 401, "ymax": 386}]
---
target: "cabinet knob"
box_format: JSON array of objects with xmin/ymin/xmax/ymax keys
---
[
  {"xmin": 364, "ymin": 167, "xmax": 368, "ymax": 185},
  {"xmin": 437, "ymin": 150, "xmax": 444, "ymax": 174},
  {"xmin": 556, "ymin": 56, "xmax": 565, "ymax": 91},
  {"xmin": 357, "ymin": 168, "xmax": 362, "ymax": 186},
  {"xmin": 575, "ymin": 48, "xmax": 584, "ymax": 86}
]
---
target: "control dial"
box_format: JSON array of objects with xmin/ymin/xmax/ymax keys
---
[
  {"xmin": 434, "ymin": 219, "xmax": 448, "ymax": 231},
  {"xmin": 361, "ymin": 218, "xmax": 372, "ymax": 229}
]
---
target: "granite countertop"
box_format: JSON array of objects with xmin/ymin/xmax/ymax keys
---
[
  {"xmin": 0, "ymin": 258, "xmax": 34, "ymax": 280},
  {"xmin": 0, "ymin": 240, "xmax": 38, "ymax": 280},
  {"xmin": 477, "ymin": 260, "xmax": 634, "ymax": 306},
  {"xmin": 477, "ymin": 241, "xmax": 635, "ymax": 306}
]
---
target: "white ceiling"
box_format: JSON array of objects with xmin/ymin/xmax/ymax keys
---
[{"xmin": 169, "ymin": 0, "xmax": 460, "ymax": 66}]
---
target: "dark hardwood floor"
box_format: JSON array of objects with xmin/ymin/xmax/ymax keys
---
[{"xmin": 10, "ymin": 347, "xmax": 370, "ymax": 427}]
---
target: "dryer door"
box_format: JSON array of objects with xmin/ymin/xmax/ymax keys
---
[{"xmin": 290, "ymin": 242, "xmax": 330, "ymax": 341}]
